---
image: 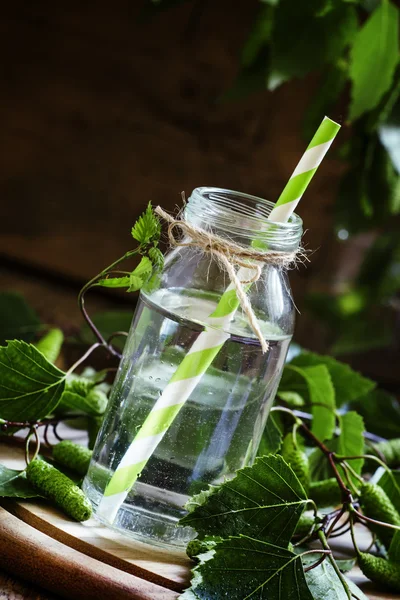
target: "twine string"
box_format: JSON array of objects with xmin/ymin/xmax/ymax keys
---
[{"xmin": 155, "ymin": 206, "xmax": 299, "ymax": 350}]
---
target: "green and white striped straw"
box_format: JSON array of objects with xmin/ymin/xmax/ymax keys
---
[{"xmin": 97, "ymin": 116, "xmax": 340, "ymax": 523}]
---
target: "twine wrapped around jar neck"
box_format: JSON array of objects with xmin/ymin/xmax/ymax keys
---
[{"xmin": 155, "ymin": 206, "xmax": 303, "ymax": 350}]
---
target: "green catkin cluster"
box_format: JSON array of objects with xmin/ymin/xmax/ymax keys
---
[
  {"xmin": 360, "ymin": 482, "xmax": 400, "ymax": 548},
  {"xmin": 309, "ymin": 478, "xmax": 341, "ymax": 507},
  {"xmin": 358, "ymin": 553, "xmax": 400, "ymax": 592},
  {"xmin": 53, "ymin": 441, "xmax": 92, "ymax": 477},
  {"xmin": 35, "ymin": 328, "xmax": 64, "ymax": 364},
  {"xmin": 85, "ymin": 388, "xmax": 108, "ymax": 415},
  {"xmin": 26, "ymin": 459, "xmax": 92, "ymax": 521},
  {"xmin": 370, "ymin": 438, "xmax": 400, "ymax": 467},
  {"xmin": 293, "ymin": 513, "xmax": 315, "ymax": 537},
  {"xmin": 281, "ymin": 433, "xmax": 309, "ymax": 492}
]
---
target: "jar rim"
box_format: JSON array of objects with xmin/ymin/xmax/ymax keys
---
[{"xmin": 185, "ymin": 186, "xmax": 303, "ymax": 251}]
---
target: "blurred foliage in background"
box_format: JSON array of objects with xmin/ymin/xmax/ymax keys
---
[{"xmin": 150, "ymin": 0, "xmax": 400, "ymax": 357}]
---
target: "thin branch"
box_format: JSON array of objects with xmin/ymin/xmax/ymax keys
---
[
  {"xmin": 341, "ymin": 460, "xmax": 364, "ymax": 485},
  {"xmin": 329, "ymin": 525, "xmax": 352, "ymax": 539},
  {"xmin": 329, "ymin": 515, "xmax": 351, "ymax": 537},
  {"xmin": 53, "ymin": 423, "xmax": 63, "ymax": 442},
  {"xmin": 43, "ymin": 423, "xmax": 51, "ymax": 447},
  {"xmin": 271, "ymin": 406, "xmax": 301, "ymax": 422},
  {"xmin": 65, "ymin": 342, "xmax": 102, "ymax": 376},
  {"xmin": 326, "ymin": 507, "xmax": 346, "ymax": 539},
  {"xmin": 354, "ymin": 509, "xmax": 400, "ymax": 532},
  {"xmin": 78, "ymin": 249, "xmax": 139, "ymax": 354},
  {"xmin": 349, "ymin": 512, "xmax": 360, "ymax": 556},
  {"xmin": 303, "ymin": 553, "xmax": 330, "ymax": 573},
  {"xmin": 24, "ymin": 426, "xmax": 40, "ymax": 465},
  {"xmin": 340, "ymin": 462, "xmax": 361, "ymax": 497}
]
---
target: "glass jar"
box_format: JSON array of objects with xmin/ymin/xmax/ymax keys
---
[{"xmin": 83, "ymin": 187, "xmax": 302, "ymax": 548}]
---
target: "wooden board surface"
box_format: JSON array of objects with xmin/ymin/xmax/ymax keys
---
[{"xmin": 0, "ymin": 441, "xmax": 397, "ymax": 599}]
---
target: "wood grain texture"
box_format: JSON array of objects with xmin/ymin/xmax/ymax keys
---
[
  {"xmin": 4, "ymin": 500, "xmax": 190, "ymax": 593},
  {"xmin": 0, "ymin": 443, "xmax": 189, "ymax": 594},
  {"xmin": 0, "ymin": 506, "xmax": 177, "ymax": 600}
]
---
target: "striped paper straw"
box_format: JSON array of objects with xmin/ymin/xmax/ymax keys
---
[
  {"xmin": 269, "ymin": 116, "xmax": 341, "ymax": 223},
  {"xmin": 97, "ymin": 116, "xmax": 340, "ymax": 523}
]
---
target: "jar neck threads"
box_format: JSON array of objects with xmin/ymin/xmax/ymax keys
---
[{"xmin": 185, "ymin": 187, "xmax": 303, "ymax": 252}]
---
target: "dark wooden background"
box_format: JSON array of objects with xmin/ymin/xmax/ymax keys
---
[{"xmin": 1, "ymin": 0, "xmax": 394, "ymax": 382}]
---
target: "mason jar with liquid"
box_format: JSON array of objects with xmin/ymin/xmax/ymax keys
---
[{"xmin": 83, "ymin": 187, "xmax": 302, "ymax": 547}]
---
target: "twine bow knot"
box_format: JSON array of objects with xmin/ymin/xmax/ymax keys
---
[{"xmin": 155, "ymin": 206, "xmax": 299, "ymax": 353}]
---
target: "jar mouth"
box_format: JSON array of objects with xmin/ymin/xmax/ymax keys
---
[{"xmin": 185, "ymin": 187, "xmax": 303, "ymax": 251}]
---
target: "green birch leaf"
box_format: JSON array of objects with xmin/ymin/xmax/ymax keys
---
[
  {"xmin": 128, "ymin": 274, "xmax": 143, "ymax": 292},
  {"xmin": 269, "ymin": 2, "xmax": 357, "ymax": 89},
  {"xmin": 277, "ymin": 390, "xmax": 305, "ymax": 407},
  {"xmin": 290, "ymin": 351, "xmax": 375, "ymax": 407},
  {"xmin": 336, "ymin": 558, "xmax": 356, "ymax": 573},
  {"xmin": 257, "ymin": 414, "xmax": 282, "ymax": 456},
  {"xmin": 131, "ymin": 256, "xmax": 153, "ymax": 278},
  {"xmin": 308, "ymin": 448, "xmax": 333, "ymax": 482},
  {"xmin": 0, "ymin": 340, "xmax": 66, "ymax": 421},
  {"xmin": 131, "ymin": 203, "xmax": 160, "ymax": 245},
  {"xmin": 304, "ymin": 556, "xmax": 369, "ymax": 599},
  {"xmin": 35, "ymin": 328, "xmax": 64, "ymax": 364},
  {"xmin": 0, "ymin": 464, "xmax": 41, "ymax": 498},
  {"xmin": 96, "ymin": 276, "xmax": 130, "ymax": 289},
  {"xmin": 0, "ymin": 292, "xmax": 42, "ymax": 345},
  {"xmin": 56, "ymin": 375, "xmax": 108, "ymax": 416},
  {"xmin": 303, "ymin": 365, "xmax": 336, "ymax": 442},
  {"xmin": 180, "ymin": 455, "xmax": 307, "ymax": 546},
  {"xmin": 310, "ymin": 411, "xmax": 365, "ymax": 482},
  {"xmin": 281, "ymin": 363, "xmax": 336, "ymax": 441},
  {"xmin": 58, "ymin": 388, "xmax": 107, "ymax": 417},
  {"xmin": 331, "ymin": 411, "xmax": 365, "ymax": 479},
  {"xmin": 187, "ymin": 536, "xmax": 313, "ymax": 600},
  {"xmin": 349, "ymin": 0, "xmax": 399, "ymax": 120},
  {"xmin": 373, "ymin": 468, "xmax": 400, "ymax": 514}
]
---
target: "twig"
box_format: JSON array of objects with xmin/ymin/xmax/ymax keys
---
[
  {"xmin": 43, "ymin": 423, "xmax": 51, "ymax": 447},
  {"xmin": 326, "ymin": 507, "xmax": 346, "ymax": 538},
  {"xmin": 329, "ymin": 524, "xmax": 352, "ymax": 538},
  {"xmin": 329, "ymin": 515, "xmax": 351, "ymax": 537},
  {"xmin": 272, "ymin": 407, "xmax": 354, "ymax": 503},
  {"xmin": 78, "ymin": 249, "xmax": 139, "ymax": 357},
  {"xmin": 354, "ymin": 509, "xmax": 400, "ymax": 532},
  {"xmin": 53, "ymin": 423, "xmax": 63, "ymax": 442},
  {"xmin": 303, "ymin": 552, "xmax": 330, "ymax": 573},
  {"xmin": 24, "ymin": 426, "xmax": 41, "ymax": 465},
  {"xmin": 340, "ymin": 462, "xmax": 361, "ymax": 497},
  {"xmin": 65, "ymin": 342, "xmax": 102, "ymax": 376},
  {"xmin": 349, "ymin": 512, "xmax": 360, "ymax": 556},
  {"xmin": 271, "ymin": 406, "xmax": 302, "ymax": 422}
]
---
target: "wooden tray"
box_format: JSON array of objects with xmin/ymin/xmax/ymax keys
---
[{"xmin": 0, "ymin": 443, "xmax": 395, "ymax": 599}]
